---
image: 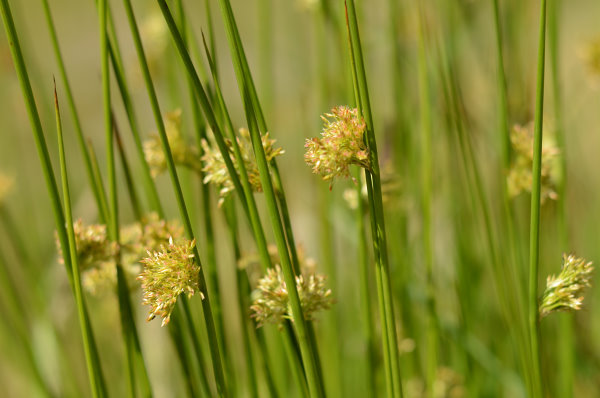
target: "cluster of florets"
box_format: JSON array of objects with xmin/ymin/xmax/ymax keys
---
[
  {"xmin": 506, "ymin": 123, "xmax": 560, "ymax": 203},
  {"xmin": 0, "ymin": 172, "xmax": 14, "ymax": 206},
  {"xmin": 201, "ymin": 128, "xmax": 284, "ymax": 206},
  {"xmin": 139, "ymin": 238, "xmax": 201, "ymax": 326},
  {"xmin": 540, "ymin": 254, "xmax": 594, "ymax": 318},
  {"xmin": 305, "ymin": 106, "xmax": 370, "ymax": 186},
  {"xmin": 56, "ymin": 213, "xmax": 183, "ymax": 296},
  {"xmin": 144, "ymin": 110, "xmax": 202, "ymax": 177},
  {"xmin": 249, "ymin": 245, "xmax": 333, "ymax": 328}
]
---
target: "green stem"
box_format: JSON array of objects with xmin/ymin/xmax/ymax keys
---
[
  {"xmin": 40, "ymin": 0, "xmax": 109, "ymax": 224},
  {"xmin": 345, "ymin": 1, "xmax": 403, "ymax": 396},
  {"xmin": 99, "ymin": 2, "xmax": 153, "ymax": 396},
  {"xmin": 120, "ymin": 0, "xmax": 228, "ymax": 394},
  {"xmin": 0, "ymin": 1, "xmax": 107, "ymax": 394},
  {"xmin": 528, "ymin": 1, "xmax": 547, "ymax": 397},
  {"xmin": 548, "ymin": 1, "xmax": 572, "ymax": 396},
  {"xmin": 114, "ymin": 114, "xmax": 143, "ymax": 221},
  {"xmin": 54, "ymin": 83, "xmax": 102, "ymax": 398},
  {"xmin": 416, "ymin": 7, "xmax": 438, "ymax": 397}
]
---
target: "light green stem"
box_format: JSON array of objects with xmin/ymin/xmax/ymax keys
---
[{"xmin": 528, "ymin": 1, "xmax": 548, "ymax": 397}]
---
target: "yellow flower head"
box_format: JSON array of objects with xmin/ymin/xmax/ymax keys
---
[
  {"xmin": 201, "ymin": 128, "xmax": 284, "ymax": 206},
  {"xmin": 139, "ymin": 239, "xmax": 202, "ymax": 326},
  {"xmin": 305, "ymin": 106, "xmax": 370, "ymax": 186}
]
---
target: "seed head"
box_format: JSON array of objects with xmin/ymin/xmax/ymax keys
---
[
  {"xmin": 56, "ymin": 214, "xmax": 183, "ymax": 296},
  {"xmin": 506, "ymin": 123, "xmax": 560, "ymax": 203},
  {"xmin": 305, "ymin": 106, "xmax": 370, "ymax": 186},
  {"xmin": 250, "ymin": 264, "xmax": 333, "ymax": 328},
  {"xmin": 144, "ymin": 110, "xmax": 202, "ymax": 177},
  {"xmin": 540, "ymin": 254, "xmax": 594, "ymax": 318},
  {"xmin": 201, "ymin": 128, "xmax": 284, "ymax": 206},
  {"xmin": 139, "ymin": 238, "xmax": 202, "ymax": 326}
]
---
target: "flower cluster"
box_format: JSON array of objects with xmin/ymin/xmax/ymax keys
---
[
  {"xmin": 201, "ymin": 128, "xmax": 284, "ymax": 206},
  {"xmin": 0, "ymin": 172, "xmax": 14, "ymax": 206},
  {"xmin": 143, "ymin": 110, "xmax": 202, "ymax": 177},
  {"xmin": 249, "ymin": 246, "xmax": 333, "ymax": 328},
  {"xmin": 56, "ymin": 213, "xmax": 183, "ymax": 296},
  {"xmin": 138, "ymin": 238, "xmax": 201, "ymax": 326},
  {"xmin": 540, "ymin": 254, "xmax": 594, "ymax": 318},
  {"xmin": 506, "ymin": 123, "xmax": 560, "ymax": 203},
  {"xmin": 305, "ymin": 106, "xmax": 370, "ymax": 186}
]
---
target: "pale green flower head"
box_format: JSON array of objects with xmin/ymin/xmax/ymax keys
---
[
  {"xmin": 139, "ymin": 238, "xmax": 202, "ymax": 326},
  {"xmin": 540, "ymin": 254, "xmax": 594, "ymax": 318},
  {"xmin": 250, "ymin": 254, "xmax": 333, "ymax": 328},
  {"xmin": 506, "ymin": 122, "xmax": 560, "ymax": 203},
  {"xmin": 56, "ymin": 214, "xmax": 183, "ymax": 296},
  {"xmin": 144, "ymin": 110, "xmax": 202, "ymax": 177},
  {"xmin": 305, "ymin": 106, "xmax": 370, "ymax": 186},
  {"xmin": 56, "ymin": 220, "xmax": 127, "ymax": 296},
  {"xmin": 201, "ymin": 127, "xmax": 284, "ymax": 206}
]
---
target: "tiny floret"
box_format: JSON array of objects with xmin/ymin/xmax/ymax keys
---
[
  {"xmin": 506, "ymin": 122, "xmax": 560, "ymax": 203},
  {"xmin": 201, "ymin": 128, "xmax": 284, "ymax": 206},
  {"xmin": 540, "ymin": 254, "xmax": 594, "ymax": 318},
  {"xmin": 139, "ymin": 239, "xmax": 202, "ymax": 326},
  {"xmin": 305, "ymin": 106, "xmax": 370, "ymax": 186}
]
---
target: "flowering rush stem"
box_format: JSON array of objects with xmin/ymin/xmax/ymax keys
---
[
  {"xmin": 345, "ymin": 1, "xmax": 403, "ymax": 397},
  {"xmin": 0, "ymin": 1, "xmax": 107, "ymax": 395},
  {"xmin": 121, "ymin": 0, "xmax": 227, "ymax": 395},
  {"xmin": 528, "ymin": 0, "xmax": 548, "ymax": 397},
  {"xmin": 55, "ymin": 82, "xmax": 104, "ymax": 398}
]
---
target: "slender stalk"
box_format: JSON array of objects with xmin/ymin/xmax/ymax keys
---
[
  {"xmin": 114, "ymin": 115, "xmax": 142, "ymax": 221},
  {"xmin": 0, "ymin": 2, "xmax": 107, "ymax": 394},
  {"xmin": 528, "ymin": 1, "xmax": 548, "ymax": 396},
  {"xmin": 548, "ymin": 1, "xmax": 573, "ymax": 396},
  {"xmin": 40, "ymin": 0, "xmax": 109, "ymax": 223},
  {"xmin": 54, "ymin": 83, "xmax": 102, "ymax": 398},
  {"xmin": 99, "ymin": 2, "xmax": 154, "ymax": 396},
  {"xmin": 416, "ymin": 6, "xmax": 439, "ymax": 397},
  {"xmin": 354, "ymin": 170, "xmax": 376, "ymax": 395},
  {"xmin": 345, "ymin": 1, "xmax": 403, "ymax": 396},
  {"xmin": 120, "ymin": 0, "xmax": 227, "ymax": 394},
  {"xmin": 223, "ymin": 199, "xmax": 259, "ymax": 398}
]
